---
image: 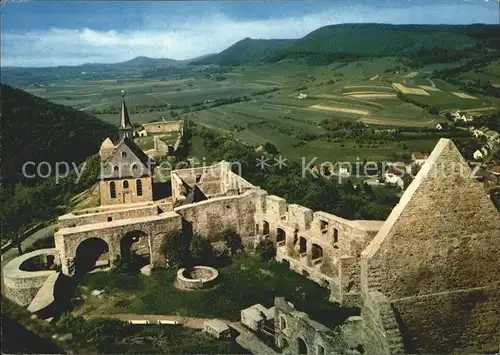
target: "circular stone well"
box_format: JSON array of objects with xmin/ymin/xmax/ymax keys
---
[{"xmin": 176, "ymin": 266, "xmax": 219, "ymax": 290}]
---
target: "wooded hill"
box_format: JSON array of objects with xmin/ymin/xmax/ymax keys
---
[
  {"xmin": 1, "ymin": 84, "xmax": 116, "ymax": 186},
  {"xmin": 193, "ymin": 23, "xmax": 500, "ymax": 66}
]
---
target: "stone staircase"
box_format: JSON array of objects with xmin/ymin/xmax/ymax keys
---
[
  {"xmin": 370, "ymin": 291, "xmax": 405, "ymax": 354},
  {"xmin": 368, "ymin": 264, "xmax": 383, "ymax": 290}
]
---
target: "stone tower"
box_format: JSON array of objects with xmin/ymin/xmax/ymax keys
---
[{"xmin": 118, "ymin": 90, "xmax": 134, "ymax": 140}]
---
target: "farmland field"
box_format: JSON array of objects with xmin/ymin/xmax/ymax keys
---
[{"xmin": 16, "ymin": 58, "xmax": 498, "ymax": 162}]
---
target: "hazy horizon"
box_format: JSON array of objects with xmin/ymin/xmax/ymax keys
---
[{"xmin": 2, "ymin": 0, "xmax": 499, "ymax": 67}]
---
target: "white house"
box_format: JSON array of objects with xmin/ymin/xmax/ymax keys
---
[
  {"xmin": 297, "ymin": 93, "xmax": 308, "ymax": 99},
  {"xmin": 436, "ymin": 123, "xmax": 443, "ymax": 130},
  {"xmin": 411, "ymin": 152, "xmax": 429, "ymax": 165},
  {"xmin": 473, "ymin": 147, "xmax": 489, "ymax": 161}
]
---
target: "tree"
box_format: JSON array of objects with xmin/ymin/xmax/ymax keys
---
[
  {"xmin": 220, "ymin": 228, "xmax": 242, "ymax": 255},
  {"xmin": 163, "ymin": 230, "xmax": 190, "ymax": 267},
  {"xmin": 189, "ymin": 233, "xmax": 213, "ymax": 265},
  {"xmin": 256, "ymin": 239, "xmax": 275, "ymax": 262}
]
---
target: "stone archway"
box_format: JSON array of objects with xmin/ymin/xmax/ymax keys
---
[
  {"xmin": 298, "ymin": 337, "xmax": 308, "ymax": 355},
  {"xmin": 120, "ymin": 230, "xmax": 150, "ymax": 269},
  {"xmin": 74, "ymin": 237, "xmax": 110, "ymax": 275}
]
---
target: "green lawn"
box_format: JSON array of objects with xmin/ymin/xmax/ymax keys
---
[{"xmin": 76, "ymin": 254, "xmax": 353, "ymax": 328}]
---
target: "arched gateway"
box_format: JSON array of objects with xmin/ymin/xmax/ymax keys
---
[{"xmin": 74, "ymin": 237, "xmax": 110, "ymax": 275}]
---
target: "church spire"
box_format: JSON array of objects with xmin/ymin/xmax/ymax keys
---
[
  {"xmin": 118, "ymin": 90, "xmax": 134, "ymax": 140},
  {"xmin": 120, "ymin": 90, "xmax": 132, "ymax": 129}
]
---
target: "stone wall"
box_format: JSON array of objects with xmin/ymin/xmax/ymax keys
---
[
  {"xmin": 142, "ymin": 120, "xmax": 184, "ymax": 135},
  {"xmin": 361, "ymin": 291, "xmax": 405, "ymax": 355},
  {"xmin": 255, "ymin": 190, "xmax": 383, "ymax": 303},
  {"xmin": 100, "ymin": 177, "xmax": 153, "ymax": 206},
  {"xmin": 3, "ymin": 249, "xmax": 59, "ymax": 307},
  {"xmin": 274, "ymin": 297, "xmax": 364, "ymax": 355},
  {"xmin": 391, "ymin": 286, "xmax": 500, "ymax": 353},
  {"xmin": 59, "ymin": 204, "xmax": 159, "ymax": 228},
  {"xmin": 360, "ymin": 139, "xmax": 500, "ymax": 353},
  {"xmin": 174, "ymin": 190, "xmax": 257, "ymax": 241},
  {"xmin": 55, "ymin": 212, "xmax": 182, "ymax": 275}
]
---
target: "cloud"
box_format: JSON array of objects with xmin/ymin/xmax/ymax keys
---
[{"xmin": 2, "ymin": 2, "xmax": 498, "ymax": 67}]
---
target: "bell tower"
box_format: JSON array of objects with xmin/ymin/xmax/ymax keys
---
[{"xmin": 118, "ymin": 90, "xmax": 134, "ymax": 140}]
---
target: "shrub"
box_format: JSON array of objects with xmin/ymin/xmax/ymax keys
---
[
  {"xmin": 220, "ymin": 229, "xmax": 243, "ymax": 255},
  {"xmin": 163, "ymin": 230, "xmax": 190, "ymax": 267},
  {"xmin": 256, "ymin": 239, "xmax": 275, "ymax": 262},
  {"xmin": 189, "ymin": 233, "xmax": 214, "ymax": 265}
]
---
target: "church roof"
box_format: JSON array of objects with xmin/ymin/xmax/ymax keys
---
[
  {"xmin": 100, "ymin": 137, "xmax": 153, "ymax": 180},
  {"xmin": 100, "ymin": 137, "xmax": 115, "ymax": 149}
]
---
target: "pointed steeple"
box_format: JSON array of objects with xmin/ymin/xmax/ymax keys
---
[{"xmin": 118, "ymin": 90, "xmax": 134, "ymax": 140}]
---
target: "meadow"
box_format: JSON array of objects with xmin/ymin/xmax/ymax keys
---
[{"xmin": 19, "ymin": 58, "xmax": 496, "ymax": 162}]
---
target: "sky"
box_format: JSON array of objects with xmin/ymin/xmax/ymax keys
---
[{"xmin": 1, "ymin": 0, "xmax": 499, "ymax": 67}]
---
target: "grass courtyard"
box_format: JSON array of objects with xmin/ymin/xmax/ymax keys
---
[{"xmin": 73, "ymin": 254, "xmax": 354, "ymax": 329}]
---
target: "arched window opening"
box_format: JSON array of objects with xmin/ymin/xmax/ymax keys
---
[
  {"xmin": 136, "ymin": 179, "xmax": 143, "ymax": 196},
  {"xmin": 121, "ymin": 151, "xmax": 127, "ymax": 158},
  {"xmin": 312, "ymin": 244, "xmax": 323, "ymax": 260},
  {"xmin": 280, "ymin": 316, "xmax": 287, "ymax": 330},
  {"xmin": 299, "ymin": 237, "xmax": 307, "ymax": 254},
  {"xmin": 263, "ymin": 221, "xmax": 270, "ymax": 236},
  {"xmin": 110, "ymin": 181, "xmax": 116, "ymax": 198},
  {"xmin": 277, "ymin": 228, "xmax": 286, "ymax": 245},
  {"xmin": 298, "ymin": 337, "xmax": 308, "ymax": 355},
  {"xmin": 123, "ymin": 180, "xmax": 129, "ymax": 189}
]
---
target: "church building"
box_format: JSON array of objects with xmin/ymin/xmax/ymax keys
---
[{"xmin": 98, "ymin": 93, "xmax": 154, "ymax": 205}]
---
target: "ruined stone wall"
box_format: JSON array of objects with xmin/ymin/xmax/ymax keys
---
[
  {"xmin": 360, "ymin": 139, "xmax": 500, "ymax": 353},
  {"xmin": 391, "ymin": 286, "xmax": 500, "ymax": 353},
  {"xmin": 174, "ymin": 191, "xmax": 257, "ymax": 241},
  {"xmin": 55, "ymin": 212, "xmax": 182, "ymax": 275},
  {"xmin": 274, "ymin": 297, "xmax": 363, "ymax": 355},
  {"xmin": 220, "ymin": 161, "xmax": 256, "ymax": 193},
  {"xmin": 255, "ymin": 191, "xmax": 382, "ymax": 303},
  {"xmin": 171, "ymin": 164, "xmax": 224, "ymax": 203},
  {"xmin": 361, "ymin": 291, "xmax": 405, "ymax": 355},
  {"xmin": 143, "ymin": 120, "xmax": 184, "ymax": 135},
  {"xmin": 3, "ymin": 249, "xmax": 59, "ymax": 307},
  {"xmin": 100, "ymin": 177, "xmax": 153, "ymax": 206},
  {"xmin": 58, "ymin": 204, "xmax": 159, "ymax": 228}
]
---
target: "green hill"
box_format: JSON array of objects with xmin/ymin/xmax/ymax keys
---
[
  {"xmin": 190, "ymin": 37, "xmax": 296, "ymax": 65},
  {"xmin": 1, "ymin": 84, "xmax": 116, "ymax": 186},
  {"xmin": 199, "ymin": 24, "xmax": 500, "ymax": 66}
]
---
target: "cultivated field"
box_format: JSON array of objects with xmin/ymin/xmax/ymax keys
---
[{"xmin": 19, "ymin": 58, "xmax": 498, "ymax": 162}]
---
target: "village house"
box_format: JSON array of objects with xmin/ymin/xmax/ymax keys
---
[{"xmin": 411, "ymin": 152, "xmax": 429, "ymax": 165}]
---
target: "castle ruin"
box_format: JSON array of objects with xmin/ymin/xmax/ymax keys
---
[{"xmin": 4, "ymin": 95, "xmax": 499, "ymax": 354}]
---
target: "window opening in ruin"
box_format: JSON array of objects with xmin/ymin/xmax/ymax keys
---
[
  {"xmin": 113, "ymin": 166, "xmax": 119, "ymax": 172},
  {"xmin": 320, "ymin": 220, "xmax": 328, "ymax": 233},
  {"xmin": 255, "ymin": 224, "xmax": 260, "ymax": 234},
  {"xmin": 263, "ymin": 221, "xmax": 270, "ymax": 236},
  {"xmin": 280, "ymin": 316, "xmax": 287, "ymax": 330},
  {"xmin": 312, "ymin": 244, "xmax": 323, "ymax": 260},
  {"xmin": 298, "ymin": 337, "xmax": 308, "ymax": 355},
  {"xmin": 317, "ymin": 344, "xmax": 325, "ymax": 355},
  {"xmin": 123, "ymin": 180, "xmax": 129, "ymax": 189},
  {"xmin": 107, "ymin": 216, "xmax": 112, "ymax": 222},
  {"xmin": 121, "ymin": 152, "xmax": 127, "ymax": 158},
  {"xmin": 299, "ymin": 237, "xmax": 307, "ymax": 254},
  {"xmin": 110, "ymin": 181, "xmax": 116, "ymax": 198},
  {"xmin": 334, "ymin": 228, "xmax": 339, "ymax": 243},
  {"xmin": 277, "ymin": 228, "xmax": 286, "ymax": 244},
  {"xmin": 136, "ymin": 179, "xmax": 143, "ymax": 196}
]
